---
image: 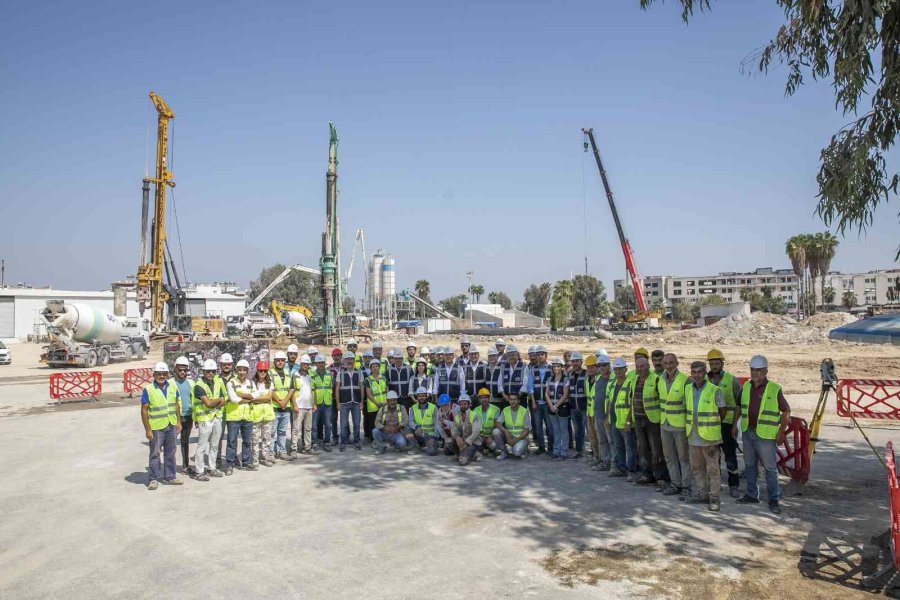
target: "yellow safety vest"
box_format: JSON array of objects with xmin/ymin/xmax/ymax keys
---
[
  {"xmin": 501, "ymin": 406, "xmax": 527, "ymax": 437},
  {"xmin": 740, "ymin": 380, "xmax": 783, "ymax": 440},
  {"xmin": 366, "ymin": 376, "xmax": 387, "ymax": 413},
  {"xmin": 631, "ymin": 372, "xmax": 661, "ymax": 424},
  {"xmin": 249, "ymin": 382, "xmax": 274, "ymax": 422},
  {"xmin": 471, "ymin": 404, "xmax": 499, "ymax": 436},
  {"xmin": 192, "ymin": 378, "xmax": 223, "ymax": 423},
  {"xmin": 711, "ymin": 371, "xmax": 737, "ymax": 425},
  {"xmin": 658, "ymin": 371, "xmax": 689, "ymax": 429},
  {"xmin": 144, "ymin": 382, "xmax": 178, "ymax": 431},
  {"xmin": 269, "ymin": 368, "xmax": 292, "ymax": 410},
  {"xmin": 225, "ymin": 380, "xmax": 252, "ymax": 422},
  {"xmin": 586, "ymin": 376, "xmax": 596, "ymax": 418},
  {"xmin": 685, "ymin": 382, "xmax": 722, "ymax": 442},
  {"xmin": 610, "ymin": 380, "xmax": 632, "ymax": 430},
  {"xmin": 311, "ymin": 371, "xmax": 333, "ymax": 406},
  {"xmin": 410, "ymin": 402, "xmax": 436, "ymax": 435}
]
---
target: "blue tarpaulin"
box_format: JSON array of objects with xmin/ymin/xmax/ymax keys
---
[{"xmin": 829, "ymin": 314, "xmax": 900, "ymax": 345}]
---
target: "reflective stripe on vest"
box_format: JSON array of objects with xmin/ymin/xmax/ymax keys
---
[
  {"xmin": 270, "ymin": 369, "xmax": 292, "ymax": 408},
  {"xmin": 532, "ymin": 366, "xmax": 548, "ymax": 402},
  {"xmin": 378, "ymin": 406, "xmax": 404, "ymax": 428},
  {"xmin": 250, "ymin": 382, "xmax": 274, "ymax": 422},
  {"xmin": 586, "ymin": 376, "xmax": 596, "ymax": 417},
  {"xmin": 366, "ymin": 377, "xmax": 387, "ymax": 412},
  {"xmin": 713, "ymin": 371, "xmax": 737, "ymax": 425},
  {"xmin": 740, "ymin": 380, "xmax": 783, "ymax": 440},
  {"xmin": 502, "ymin": 406, "xmax": 527, "ymax": 437},
  {"xmin": 311, "ymin": 372, "xmax": 333, "ymax": 405},
  {"xmin": 487, "ymin": 366, "xmax": 503, "ymax": 398},
  {"xmin": 411, "ymin": 403, "xmax": 436, "ymax": 435},
  {"xmin": 657, "ymin": 372, "xmax": 689, "ymax": 429},
  {"xmin": 339, "ymin": 370, "xmax": 361, "ymax": 404},
  {"xmin": 447, "ymin": 366, "xmax": 462, "ymax": 398},
  {"xmin": 192, "ymin": 378, "xmax": 221, "ymax": 423},
  {"xmin": 633, "ymin": 372, "xmax": 661, "ymax": 424},
  {"xmin": 145, "ymin": 383, "xmax": 178, "ymax": 430},
  {"xmin": 685, "ymin": 382, "xmax": 722, "ymax": 442},
  {"xmin": 471, "ymin": 404, "xmax": 499, "ymax": 436},
  {"xmin": 610, "ymin": 380, "xmax": 632, "ymax": 430},
  {"xmin": 225, "ymin": 380, "xmax": 252, "ymax": 421},
  {"xmin": 503, "ymin": 363, "xmax": 525, "ymax": 395}
]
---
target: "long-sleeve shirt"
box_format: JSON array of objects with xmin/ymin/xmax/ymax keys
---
[
  {"xmin": 374, "ymin": 405, "xmax": 408, "ymax": 431},
  {"xmin": 408, "ymin": 374, "xmax": 433, "ymax": 398},
  {"xmin": 408, "ymin": 402, "xmax": 442, "ymax": 435},
  {"xmin": 227, "ymin": 379, "xmax": 254, "ymax": 404},
  {"xmin": 436, "ymin": 405, "xmax": 459, "ymax": 440},
  {"xmin": 450, "ymin": 410, "xmax": 481, "ymax": 445}
]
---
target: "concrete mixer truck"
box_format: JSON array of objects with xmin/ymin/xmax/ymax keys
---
[{"xmin": 40, "ymin": 300, "xmax": 151, "ymax": 368}]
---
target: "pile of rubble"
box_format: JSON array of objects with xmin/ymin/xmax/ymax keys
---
[{"xmin": 654, "ymin": 311, "xmax": 858, "ymax": 346}]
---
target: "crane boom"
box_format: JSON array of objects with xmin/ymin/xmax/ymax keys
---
[
  {"xmin": 342, "ymin": 228, "xmax": 368, "ymax": 301},
  {"xmin": 582, "ymin": 128, "xmax": 648, "ymax": 313},
  {"xmin": 244, "ymin": 264, "xmax": 321, "ymax": 313},
  {"xmin": 137, "ymin": 91, "xmax": 176, "ymax": 330}
]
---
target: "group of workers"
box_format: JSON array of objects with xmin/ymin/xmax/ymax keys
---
[{"xmin": 141, "ymin": 337, "xmax": 791, "ymax": 514}]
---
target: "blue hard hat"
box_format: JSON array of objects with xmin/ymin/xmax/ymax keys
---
[{"xmin": 437, "ymin": 394, "xmax": 451, "ymax": 407}]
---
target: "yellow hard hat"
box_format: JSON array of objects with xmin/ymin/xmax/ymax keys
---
[
  {"xmin": 707, "ymin": 349, "xmax": 724, "ymax": 361},
  {"xmin": 634, "ymin": 347, "xmax": 649, "ymax": 358},
  {"xmin": 584, "ymin": 355, "xmax": 598, "ymax": 366},
  {"xmin": 477, "ymin": 387, "xmax": 491, "ymax": 397}
]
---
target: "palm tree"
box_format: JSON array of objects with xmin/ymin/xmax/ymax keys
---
[
  {"xmin": 823, "ymin": 286, "xmax": 836, "ymax": 308},
  {"xmin": 815, "ymin": 232, "xmax": 839, "ymax": 310},
  {"xmin": 785, "ymin": 235, "xmax": 807, "ymax": 319},
  {"xmin": 469, "ymin": 284, "xmax": 484, "ymax": 304},
  {"xmin": 414, "ymin": 279, "xmax": 430, "ymax": 301},
  {"xmin": 801, "ymin": 233, "xmax": 821, "ymax": 316},
  {"xmin": 553, "ymin": 279, "xmax": 575, "ymax": 304},
  {"xmin": 841, "ymin": 290, "xmax": 857, "ymax": 310}
]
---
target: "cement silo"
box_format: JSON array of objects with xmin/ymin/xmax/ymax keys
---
[
  {"xmin": 368, "ymin": 251, "xmax": 384, "ymax": 311},
  {"xmin": 380, "ymin": 255, "xmax": 395, "ymax": 300}
]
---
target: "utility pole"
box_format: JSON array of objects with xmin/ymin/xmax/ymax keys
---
[
  {"xmin": 466, "ymin": 271, "xmax": 474, "ymax": 328},
  {"xmin": 1, "ymin": 259, "xmax": 4, "ymax": 287}
]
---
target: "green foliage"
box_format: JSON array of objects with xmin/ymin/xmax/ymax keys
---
[
  {"xmin": 823, "ymin": 286, "xmax": 836, "ymax": 307},
  {"xmin": 699, "ymin": 294, "xmax": 727, "ymax": 306},
  {"xmin": 671, "ymin": 301, "xmax": 696, "ymax": 322},
  {"xmin": 552, "ymin": 280, "xmax": 574, "ymax": 304},
  {"xmin": 612, "ymin": 285, "xmax": 637, "ymax": 312},
  {"xmin": 841, "ymin": 289, "xmax": 857, "ymax": 310},
  {"xmin": 249, "ymin": 264, "xmax": 322, "ymax": 313},
  {"xmin": 522, "ymin": 282, "xmax": 552, "ymax": 317},
  {"xmin": 487, "ymin": 291, "xmax": 512, "ymax": 309},
  {"xmin": 645, "ymin": 0, "xmax": 900, "ymax": 257},
  {"xmin": 438, "ymin": 294, "xmax": 467, "ymax": 318},
  {"xmin": 571, "ymin": 275, "xmax": 611, "ymax": 324},
  {"xmin": 414, "ymin": 279, "xmax": 431, "ymax": 302},
  {"xmin": 549, "ymin": 297, "xmax": 572, "ymax": 330},
  {"xmin": 469, "ymin": 284, "xmax": 485, "ymax": 304}
]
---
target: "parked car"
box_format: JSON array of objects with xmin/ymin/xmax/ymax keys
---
[{"xmin": 0, "ymin": 341, "xmax": 10, "ymax": 365}]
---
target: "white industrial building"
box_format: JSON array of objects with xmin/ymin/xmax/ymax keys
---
[{"xmin": 0, "ymin": 283, "xmax": 247, "ymax": 340}]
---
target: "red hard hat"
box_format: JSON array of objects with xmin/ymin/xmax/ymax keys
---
[
  {"xmin": 331, "ymin": 348, "xmax": 342, "ymax": 357},
  {"xmin": 256, "ymin": 361, "xmax": 270, "ymax": 371}
]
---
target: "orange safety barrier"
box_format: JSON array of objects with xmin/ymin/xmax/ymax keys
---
[
  {"xmin": 775, "ymin": 416, "xmax": 811, "ymax": 483},
  {"xmin": 123, "ymin": 368, "xmax": 154, "ymax": 396},
  {"xmin": 49, "ymin": 371, "xmax": 102, "ymax": 403},
  {"xmin": 837, "ymin": 379, "xmax": 900, "ymax": 420},
  {"xmin": 886, "ymin": 442, "xmax": 900, "ymax": 570}
]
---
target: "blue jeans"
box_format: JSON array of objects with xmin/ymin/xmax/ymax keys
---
[
  {"xmin": 550, "ymin": 414, "xmax": 569, "ymax": 457},
  {"xmin": 148, "ymin": 424, "xmax": 177, "ymax": 482},
  {"xmin": 743, "ymin": 429, "xmax": 780, "ymax": 501},
  {"xmin": 373, "ymin": 428, "xmax": 407, "ymax": 450},
  {"xmin": 624, "ymin": 429, "xmax": 637, "ymax": 473},
  {"xmin": 532, "ymin": 403, "xmax": 555, "ymax": 450},
  {"xmin": 271, "ymin": 410, "xmax": 292, "ymax": 454},
  {"xmin": 609, "ymin": 425, "xmax": 627, "ymax": 472},
  {"xmin": 313, "ymin": 405, "xmax": 334, "ymax": 445},
  {"xmin": 226, "ymin": 420, "xmax": 253, "ymax": 466},
  {"xmin": 570, "ymin": 410, "xmax": 586, "ymax": 453},
  {"xmin": 340, "ymin": 402, "xmax": 361, "ymax": 445}
]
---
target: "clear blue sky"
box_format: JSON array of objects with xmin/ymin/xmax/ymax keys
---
[{"xmin": 2, "ymin": 0, "xmax": 896, "ymax": 302}]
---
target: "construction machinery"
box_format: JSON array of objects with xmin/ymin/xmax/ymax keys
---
[
  {"xmin": 271, "ymin": 300, "xmax": 313, "ymax": 332},
  {"xmin": 244, "ymin": 264, "xmax": 321, "ymax": 314},
  {"xmin": 583, "ymin": 128, "xmax": 661, "ymax": 324},
  {"xmin": 320, "ymin": 122, "xmax": 341, "ymax": 337},
  {"xmin": 40, "ymin": 301, "xmax": 150, "ymax": 368},
  {"xmin": 136, "ymin": 92, "xmax": 177, "ymax": 331},
  {"xmin": 341, "ymin": 228, "xmax": 368, "ymax": 310}
]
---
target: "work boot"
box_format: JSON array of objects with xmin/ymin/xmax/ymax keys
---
[
  {"xmin": 635, "ymin": 476, "xmax": 654, "ymax": 486},
  {"xmin": 729, "ymin": 486, "xmax": 741, "ymax": 499},
  {"xmin": 147, "ymin": 480, "xmax": 159, "ymax": 491},
  {"xmin": 262, "ymin": 458, "xmax": 274, "ymax": 467},
  {"xmin": 310, "ymin": 445, "xmax": 320, "ymax": 455},
  {"xmin": 459, "ymin": 457, "xmax": 470, "ymax": 466},
  {"xmin": 769, "ymin": 500, "xmax": 782, "ymax": 515},
  {"xmin": 474, "ymin": 452, "xmax": 483, "ymax": 462},
  {"xmin": 735, "ymin": 495, "xmax": 760, "ymax": 505},
  {"xmin": 323, "ymin": 444, "xmax": 333, "ymax": 453},
  {"xmin": 246, "ymin": 463, "xmax": 259, "ymax": 471},
  {"xmin": 195, "ymin": 472, "xmax": 210, "ymax": 482},
  {"xmin": 354, "ymin": 443, "xmax": 362, "ymax": 450},
  {"xmin": 208, "ymin": 469, "xmax": 224, "ymax": 478},
  {"xmin": 225, "ymin": 467, "xmax": 234, "ymax": 476},
  {"xmin": 709, "ymin": 499, "xmax": 721, "ymax": 512},
  {"xmin": 374, "ymin": 448, "xmax": 385, "ymax": 455},
  {"xmin": 608, "ymin": 469, "xmax": 625, "ymax": 477},
  {"xmin": 600, "ymin": 463, "xmax": 611, "ymax": 471},
  {"xmin": 663, "ymin": 485, "xmax": 681, "ymax": 496},
  {"xmin": 339, "ymin": 445, "xmax": 347, "ymax": 452},
  {"xmin": 496, "ymin": 453, "xmax": 507, "ymax": 461},
  {"xmin": 162, "ymin": 477, "xmax": 184, "ymax": 485},
  {"xmin": 625, "ymin": 473, "xmax": 635, "ymax": 482},
  {"xmin": 655, "ymin": 481, "xmax": 666, "ymax": 492},
  {"xmin": 535, "ymin": 448, "xmax": 546, "ymax": 455},
  {"xmin": 575, "ymin": 451, "xmax": 584, "ymax": 458},
  {"xmin": 679, "ymin": 488, "xmax": 691, "ymax": 501}
]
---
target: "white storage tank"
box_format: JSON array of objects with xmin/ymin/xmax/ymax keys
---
[
  {"xmin": 369, "ymin": 251, "xmax": 384, "ymax": 308},
  {"xmin": 381, "ymin": 255, "xmax": 395, "ymax": 300},
  {"xmin": 43, "ymin": 301, "xmax": 123, "ymax": 345}
]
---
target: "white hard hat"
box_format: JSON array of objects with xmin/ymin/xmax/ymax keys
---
[
  {"xmin": 347, "ymin": 338, "xmax": 358, "ymax": 345},
  {"xmin": 369, "ymin": 359, "xmax": 381, "ymax": 367},
  {"xmin": 469, "ymin": 343, "xmax": 479, "ymax": 352},
  {"xmin": 458, "ymin": 393, "xmax": 471, "ymax": 403},
  {"xmin": 506, "ymin": 344, "xmax": 518, "ymax": 353},
  {"xmin": 415, "ymin": 386, "xmax": 428, "ymax": 395},
  {"xmin": 300, "ymin": 354, "xmax": 312, "ymax": 364},
  {"xmin": 386, "ymin": 390, "xmax": 398, "ymax": 400},
  {"xmin": 416, "ymin": 357, "xmax": 428, "ymax": 365},
  {"xmin": 527, "ymin": 346, "xmax": 536, "ymax": 354},
  {"xmin": 495, "ymin": 338, "xmax": 506, "ymax": 345},
  {"xmin": 421, "ymin": 346, "xmax": 431, "ymax": 354},
  {"xmin": 595, "ymin": 347, "xmax": 608, "ymax": 357},
  {"xmin": 174, "ymin": 356, "xmax": 190, "ymax": 367},
  {"xmin": 314, "ymin": 355, "xmax": 326, "ymax": 363},
  {"xmin": 363, "ymin": 350, "xmax": 374, "ymax": 358},
  {"xmin": 153, "ymin": 362, "xmax": 170, "ymax": 373},
  {"xmin": 274, "ymin": 351, "xmax": 287, "ymax": 360},
  {"xmin": 386, "ymin": 349, "xmax": 395, "ymax": 358},
  {"xmin": 613, "ymin": 358, "xmax": 628, "ymax": 369},
  {"xmin": 407, "ymin": 341, "xmax": 417, "ymax": 349},
  {"xmin": 287, "ymin": 344, "xmax": 300, "ymax": 354},
  {"xmin": 307, "ymin": 346, "xmax": 318, "ymax": 355},
  {"xmin": 550, "ymin": 357, "xmax": 564, "ymax": 366},
  {"xmin": 749, "ymin": 355, "xmax": 769, "ymax": 369},
  {"xmin": 342, "ymin": 352, "xmax": 355, "ymax": 361},
  {"xmin": 202, "ymin": 359, "xmax": 218, "ymax": 371},
  {"xmin": 372, "ymin": 341, "xmax": 383, "ymax": 349},
  {"xmin": 460, "ymin": 336, "xmax": 470, "ymax": 344},
  {"xmin": 443, "ymin": 347, "xmax": 454, "ymax": 354},
  {"xmin": 219, "ymin": 353, "xmax": 233, "ymax": 364},
  {"xmin": 596, "ymin": 354, "xmax": 611, "ymax": 365},
  {"xmin": 236, "ymin": 359, "xmax": 250, "ymax": 369},
  {"xmin": 536, "ymin": 345, "xmax": 547, "ymax": 353},
  {"xmin": 570, "ymin": 351, "xmax": 583, "ymax": 361},
  {"xmin": 487, "ymin": 347, "xmax": 499, "ymax": 356}
]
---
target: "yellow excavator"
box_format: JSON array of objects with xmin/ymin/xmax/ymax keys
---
[{"xmin": 271, "ymin": 301, "xmax": 313, "ymax": 332}]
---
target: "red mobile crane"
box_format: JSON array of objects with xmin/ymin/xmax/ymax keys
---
[{"xmin": 582, "ymin": 128, "xmax": 658, "ymax": 320}]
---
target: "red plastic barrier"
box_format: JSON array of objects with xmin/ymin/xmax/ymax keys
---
[
  {"xmin": 886, "ymin": 442, "xmax": 900, "ymax": 569},
  {"xmin": 123, "ymin": 368, "xmax": 154, "ymax": 396},
  {"xmin": 836, "ymin": 379, "xmax": 900, "ymax": 420},
  {"xmin": 49, "ymin": 371, "xmax": 102, "ymax": 403},
  {"xmin": 775, "ymin": 416, "xmax": 811, "ymax": 483}
]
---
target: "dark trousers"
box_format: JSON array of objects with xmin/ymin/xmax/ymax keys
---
[
  {"xmin": 226, "ymin": 420, "xmax": 252, "ymax": 466},
  {"xmin": 720, "ymin": 423, "xmax": 740, "ymax": 488},
  {"xmin": 570, "ymin": 410, "xmax": 586, "ymax": 453},
  {"xmin": 149, "ymin": 424, "xmax": 177, "ymax": 482},
  {"xmin": 364, "ymin": 409, "xmax": 377, "ymax": 442},
  {"xmin": 634, "ymin": 416, "xmax": 666, "ymax": 480},
  {"xmin": 179, "ymin": 415, "xmax": 193, "ymax": 469},
  {"xmin": 531, "ymin": 403, "xmax": 554, "ymax": 450}
]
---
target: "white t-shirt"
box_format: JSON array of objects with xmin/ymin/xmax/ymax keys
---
[{"xmin": 294, "ymin": 373, "xmax": 313, "ymax": 409}]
